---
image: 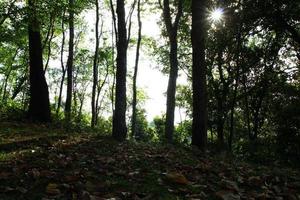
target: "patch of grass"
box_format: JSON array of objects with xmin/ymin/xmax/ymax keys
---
[{"xmin": 0, "ymin": 151, "xmax": 16, "ymax": 161}]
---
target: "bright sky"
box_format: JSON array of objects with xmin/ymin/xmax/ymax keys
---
[
  {"xmin": 60, "ymin": 7, "xmax": 189, "ymax": 123},
  {"xmin": 47, "ymin": 5, "xmax": 224, "ymax": 123}
]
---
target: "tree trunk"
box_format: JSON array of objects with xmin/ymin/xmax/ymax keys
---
[
  {"xmin": 242, "ymin": 71, "xmax": 251, "ymax": 140},
  {"xmin": 44, "ymin": 18, "xmax": 55, "ymax": 72},
  {"xmin": 56, "ymin": 9, "xmax": 66, "ymax": 115},
  {"xmin": 109, "ymin": 1, "xmax": 117, "ymax": 117},
  {"xmin": 12, "ymin": 74, "xmax": 27, "ymax": 100},
  {"xmin": 65, "ymin": 0, "xmax": 74, "ymax": 123},
  {"xmin": 163, "ymin": 0, "xmax": 183, "ymax": 143},
  {"xmin": 112, "ymin": 0, "xmax": 127, "ymax": 141},
  {"xmin": 216, "ymin": 106, "xmax": 225, "ymax": 148},
  {"xmin": 132, "ymin": 0, "xmax": 142, "ymax": 139},
  {"xmin": 165, "ymin": 35, "xmax": 178, "ymax": 142},
  {"xmin": 191, "ymin": 0, "xmax": 207, "ymax": 150},
  {"xmin": 91, "ymin": 0, "xmax": 100, "ymax": 128},
  {"xmin": 2, "ymin": 68, "xmax": 12, "ymax": 103},
  {"xmin": 27, "ymin": 0, "xmax": 51, "ymax": 122},
  {"xmin": 228, "ymin": 16, "xmax": 243, "ymax": 152},
  {"xmin": 95, "ymin": 67, "xmax": 109, "ymax": 125},
  {"xmin": 2, "ymin": 48, "xmax": 19, "ymax": 103}
]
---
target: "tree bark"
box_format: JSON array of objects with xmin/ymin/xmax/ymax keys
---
[
  {"xmin": 91, "ymin": 0, "xmax": 100, "ymax": 128},
  {"xmin": 163, "ymin": 0, "xmax": 183, "ymax": 143},
  {"xmin": 2, "ymin": 48, "xmax": 19, "ymax": 103},
  {"xmin": 65, "ymin": 0, "xmax": 74, "ymax": 123},
  {"xmin": 109, "ymin": 0, "xmax": 117, "ymax": 117},
  {"xmin": 44, "ymin": 17, "xmax": 55, "ymax": 72},
  {"xmin": 112, "ymin": 0, "xmax": 127, "ymax": 141},
  {"xmin": 191, "ymin": 0, "xmax": 207, "ymax": 150},
  {"xmin": 131, "ymin": 0, "xmax": 142, "ymax": 139},
  {"xmin": 228, "ymin": 12, "xmax": 243, "ymax": 152},
  {"xmin": 27, "ymin": 0, "xmax": 51, "ymax": 122},
  {"xmin": 56, "ymin": 9, "xmax": 66, "ymax": 115}
]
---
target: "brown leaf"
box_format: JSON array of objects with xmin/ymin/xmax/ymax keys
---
[
  {"xmin": 165, "ymin": 172, "xmax": 189, "ymax": 185},
  {"xmin": 46, "ymin": 183, "xmax": 60, "ymax": 195}
]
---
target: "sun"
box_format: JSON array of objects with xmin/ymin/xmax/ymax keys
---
[{"xmin": 209, "ymin": 8, "xmax": 224, "ymax": 22}]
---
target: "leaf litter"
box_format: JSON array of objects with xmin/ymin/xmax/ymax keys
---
[{"xmin": 0, "ymin": 123, "xmax": 299, "ymax": 199}]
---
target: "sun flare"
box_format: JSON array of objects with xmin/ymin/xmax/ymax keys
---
[{"xmin": 209, "ymin": 8, "xmax": 224, "ymax": 22}]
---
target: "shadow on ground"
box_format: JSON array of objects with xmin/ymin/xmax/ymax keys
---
[{"xmin": 0, "ymin": 122, "xmax": 300, "ymax": 200}]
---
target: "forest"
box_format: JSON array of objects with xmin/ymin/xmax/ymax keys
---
[{"xmin": 0, "ymin": 0, "xmax": 299, "ymax": 199}]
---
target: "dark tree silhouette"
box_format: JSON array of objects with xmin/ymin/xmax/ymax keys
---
[
  {"xmin": 191, "ymin": 0, "xmax": 207, "ymax": 150},
  {"xmin": 112, "ymin": 0, "xmax": 127, "ymax": 141},
  {"xmin": 27, "ymin": 0, "xmax": 51, "ymax": 122},
  {"xmin": 65, "ymin": 0, "xmax": 74, "ymax": 122},
  {"xmin": 91, "ymin": 0, "xmax": 100, "ymax": 128}
]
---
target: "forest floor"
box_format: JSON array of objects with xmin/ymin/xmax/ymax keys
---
[{"xmin": 0, "ymin": 122, "xmax": 299, "ymax": 200}]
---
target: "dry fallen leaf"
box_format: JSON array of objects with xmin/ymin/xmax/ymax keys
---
[
  {"xmin": 46, "ymin": 183, "xmax": 60, "ymax": 195},
  {"xmin": 165, "ymin": 172, "xmax": 189, "ymax": 185}
]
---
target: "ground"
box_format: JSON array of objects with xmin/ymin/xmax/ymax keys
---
[{"xmin": 0, "ymin": 122, "xmax": 299, "ymax": 200}]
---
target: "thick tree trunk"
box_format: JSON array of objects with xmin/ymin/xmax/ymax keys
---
[
  {"xmin": 132, "ymin": 0, "xmax": 142, "ymax": 139},
  {"xmin": 91, "ymin": 0, "xmax": 100, "ymax": 128},
  {"xmin": 65, "ymin": 0, "xmax": 74, "ymax": 123},
  {"xmin": 112, "ymin": 0, "xmax": 127, "ymax": 141},
  {"xmin": 27, "ymin": 0, "xmax": 51, "ymax": 122},
  {"xmin": 191, "ymin": 0, "xmax": 207, "ymax": 150}
]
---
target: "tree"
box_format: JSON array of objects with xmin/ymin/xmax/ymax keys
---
[
  {"xmin": 131, "ymin": 0, "xmax": 142, "ymax": 139},
  {"xmin": 112, "ymin": 0, "xmax": 127, "ymax": 141},
  {"xmin": 27, "ymin": 0, "xmax": 51, "ymax": 122},
  {"xmin": 91, "ymin": 0, "xmax": 100, "ymax": 128},
  {"xmin": 65, "ymin": 0, "xmax": 75, "ymax": 123},
  {"xmin": 191, "ymin": 0, "xmax": 207, "ymax": 150},
  {"xmin": 56, "ymin": 8, "xmax": 66, "ymax": 115},
  {"xmin": 162, "ymin": 0, "xmax": 183, "ymax": 143}
]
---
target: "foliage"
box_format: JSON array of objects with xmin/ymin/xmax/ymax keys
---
[{"xmin": 0, "ymin": 0, "xmax": 299, "ymax": 164}]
